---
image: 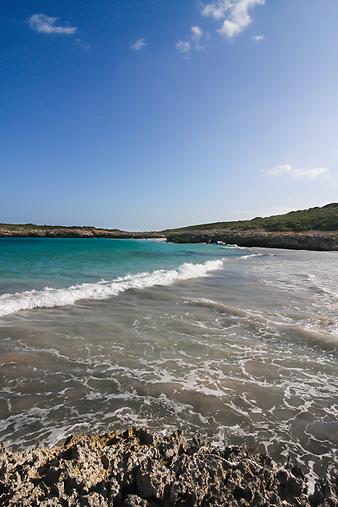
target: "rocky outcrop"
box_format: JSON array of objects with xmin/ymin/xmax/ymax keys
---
[
  {"xmin": 0, "ymin": 428, "xmax": 337, "ymax": 506},
  {"xmin": 1, "ymin": 224, "xmax": 338, "ymax": 250},
  {"xmin": 0, "ymin": 225, "xmax": 162, "ymax": 240},
  {"xmin": 166, "ymin": 230, "xmax": 338, "ymax": 251}
]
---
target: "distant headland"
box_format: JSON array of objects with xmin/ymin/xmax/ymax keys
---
[{"xmin": 1, "ymin": 203, "xmax": 338, "ymax": 251}]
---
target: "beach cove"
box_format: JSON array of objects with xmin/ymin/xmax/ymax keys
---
[{"xmin": 0, "ymin": 238, "xmax": 337, "ymax": 505}]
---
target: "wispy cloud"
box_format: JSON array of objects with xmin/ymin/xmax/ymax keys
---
[
  {"xmin": 191, "ymin": 25, "xmax": 203, "ymax": 43},
  {"xmin": 74, "ymin": 38, "xmax": 91, "ymax": 51},
  {"xmin": 28, "ymin": 14, "xmax": 77, "ymax": 35},
  {"xmin": 202, "ymin": 0, "xmax": 265, "ymax": 39},
  {"xmin": 130, "ymin": 38, "xmax": 146, "ymax": 51},
  {"xmin": 266, "ymin": 164, "xmax": 330, "ymax": 180},
  {"xmin": 253, "ymin": 34, "xmax": 264, "ymax": 41},
  {"xmin": 176, "ymin": 25, "xmax": 205, "ymax": 57},
  {"xmin": 176, "ymin": 40, "xmax": 192, "ymax": 56}
]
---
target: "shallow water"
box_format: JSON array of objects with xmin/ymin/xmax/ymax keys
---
[{"xmin": 0, "ymin": 238, "xmax": 337, "ymax": 482}]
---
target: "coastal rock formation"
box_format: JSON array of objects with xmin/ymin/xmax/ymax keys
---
[
  {"xmin": 166, "ymin": 230, "xmax": 338, "ymax": 251},
  {"xmin": 0, "ymin": 428, "xmax": 337, "ymax": 506},
  {"xmin": 1, "ymin": 204, "xmax": 338, "ymax": 250},
  {"xmin": 0, "ymin": 224, "xmax": 162, "ymax": 240},
  {"xmin": 164, "ymin": 204, "xmax": 338, "ymax": 250},
  {"xmin": 1, "ymin": 224, "xmax": 338, "ymax": 250}
]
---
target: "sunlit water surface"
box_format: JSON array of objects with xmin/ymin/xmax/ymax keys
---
[{"xmin": 0, "ymin": 238, "xmax": 337, "ymax": 483}]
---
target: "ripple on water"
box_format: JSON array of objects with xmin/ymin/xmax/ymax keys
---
[{"xmin": 0, "ymin": 249, "xmax": 337, "ymax": 482}]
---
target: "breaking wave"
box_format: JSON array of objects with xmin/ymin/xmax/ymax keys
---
[{"xmin": 0, "ymin": 259, "xmax": 224, "ymax": 317}]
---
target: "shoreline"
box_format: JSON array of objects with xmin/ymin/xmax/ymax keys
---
[
  {"xmin": 1, "ymin": 204, "xmax": 338, "ymax": 250},
  {"xmin": 0, "ymin": 228, "xmax": 338, "ymax": 251},
  {"xmin": 1, "ymin": 428, "xmax": 337, "ymax": 506},
  {"xmin": 0, "ymin": 225, "xmax": 162, "ymax": 240},
  {"xmin": 165, "ymin": 230, "xmax": 338, "ymax": 251}
]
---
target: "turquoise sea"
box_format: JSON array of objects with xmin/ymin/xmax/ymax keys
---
[
  {"xmin": 0, "ymin": 238, "xmax": 337, "ymax": 483},
  {"xmin": 0, "ymin": 238, "xmax": 230, "ymax": 314}
]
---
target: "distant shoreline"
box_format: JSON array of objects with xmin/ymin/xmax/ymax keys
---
[
  {"xmin": 0, "ymin": 227, "xmax": 337, "ymax": 251},
  {"xmin": 1, "ymin": 203, "xmax": 338, "ymax": 250},
  {"xmin": 0, "ymin": 225, "xmax": 163, "ymax": 240},
  {"xmin": 166, "ymin": 230, "xmax": 338, "ymax": 251}
]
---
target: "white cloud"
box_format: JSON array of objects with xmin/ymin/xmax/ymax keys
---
[
  {"xmin": 267, "ymin": 164, "xmax": 293, "ymax": 176},
  {"xmin": 202, "ymin": 1, "xmax": 230, "ymax": 20},
  {"xmin": 202, "ymin": 0, "xmax": 265, "ymax": 39},
  {"xmin": 130, "ymin": 38, "xmax": 146, "ymax": 51},
  {"xmin": 177, "ymin": 26, "xmax": 204, "ymax": 57},
  {"xmin": 176, "ymin": 40, "xmax": 192, "ymax": 56},
  {"xmin": 28, "ymin": 14, "xmax": 77, "ymax": 35},
  {"xmin": 191, "ymin": 25, "xmax": 203, "ymax": 41},
  {"xmin": 267, "ymin": 164, "xmax": 330, "ymax": 180},
  {"xmin": 219, "ymin": 19, "xmax": 242, "ymax": 37},
  {"xmin": 293, "ymin": 167, "xmax": 330, "ymax": 180},
  {"xmin": 253, "ymin": 34, "xmax": 264, "ymax": 41}
]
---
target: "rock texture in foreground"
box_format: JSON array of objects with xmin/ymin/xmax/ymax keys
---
[{"xmin": 0, "ymin": 428, "xmax": 337, "ymax": 506}]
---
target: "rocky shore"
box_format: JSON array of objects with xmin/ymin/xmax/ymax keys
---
[
  {"xmin": 166, "ymin": 230, "xmax": 338, "ymax": 251},
  {"xmin": 2, "ymin": 202, "xmax": 338, "ymax": 250},
  {"xmin": 0, "ymin": 428, "xmax": 336, "ymax": 506},
  {"xmin": 0, "ymin": 224, "xmax": 162, "ymax": 239},
  {"xmin": 1, "ymin": 202, "xmax": 338, "ymax": 250},
  {"xmin": 1, "ymin": 225, "xmax": 338, "ymax": 251}
]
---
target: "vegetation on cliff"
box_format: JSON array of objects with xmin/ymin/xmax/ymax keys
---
[
  {"xmin": 0, "ymin": 224, "xmax": 160, "ymax": 239},
  {"xmin": 1, "ymin": 204, "xmax": 338, "ymax": 250},
  {"xmin": 164, "ymin": 203, "xmax": 338, "ymax": 233}
]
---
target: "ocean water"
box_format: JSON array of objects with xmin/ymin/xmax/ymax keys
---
[{"xmin": 0, "ymin": 238, "xmax": 337, "ymax": 481}]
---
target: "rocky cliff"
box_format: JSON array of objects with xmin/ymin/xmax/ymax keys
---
[
  {"xmin": 163, "ymin": 204, "xmax": 338, "ymax": 250},
  {"xmin": 0, "ymin": 224, "xmax": 162, "ymax": 239},
  {"xmin": 1, "ymin": 204, "xmax": 338, "ymax": 250},
  {"xmin": 166, "ymin": 230, "xmax": 338, "ymax": 251}
]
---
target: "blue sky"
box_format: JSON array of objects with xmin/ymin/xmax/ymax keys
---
[{"xmin": 1, "ymin": 0, "xmax": 338, "ymax": 230}]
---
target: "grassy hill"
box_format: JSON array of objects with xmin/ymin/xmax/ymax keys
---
[
  {"xmin": 1, "ymin": 204, "xmax": 338, "ymax": 239},
  {"xmin": 164, "ymin": 204, "xmax": 338, "ymax": 233},
  {"xmin": 0, "ymin": 223, "xmax": 122, "ymax": 233}
]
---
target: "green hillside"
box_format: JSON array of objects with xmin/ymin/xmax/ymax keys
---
[{"xmin": 165, "ymin": 203, "xmax": 338, "ymax": 233}]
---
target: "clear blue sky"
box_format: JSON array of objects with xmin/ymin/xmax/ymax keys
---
[{"xmin": 1, "ymin": 0, "xmax": 338, "ymax": 230}]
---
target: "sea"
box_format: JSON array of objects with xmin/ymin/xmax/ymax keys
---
[{"xmin": 0, "ymin": 237, "xmax": 337, "ymax": 483}]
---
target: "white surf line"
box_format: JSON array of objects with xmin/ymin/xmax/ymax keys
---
[{"xmin": 0, "ymin": 259, "xmax": 224, "ymax": 317}]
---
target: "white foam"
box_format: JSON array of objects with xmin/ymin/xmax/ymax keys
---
[
  {"xmin": 0, "ymin": 259, "xmax": 224, "ymax": 317},
  {"xmin": 239, "ymin": 253, "xmax": 263, "ymax": 260},
  {"xmin": 218, "ymin": 243, "xmax": 244, "ymax": 249}
]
